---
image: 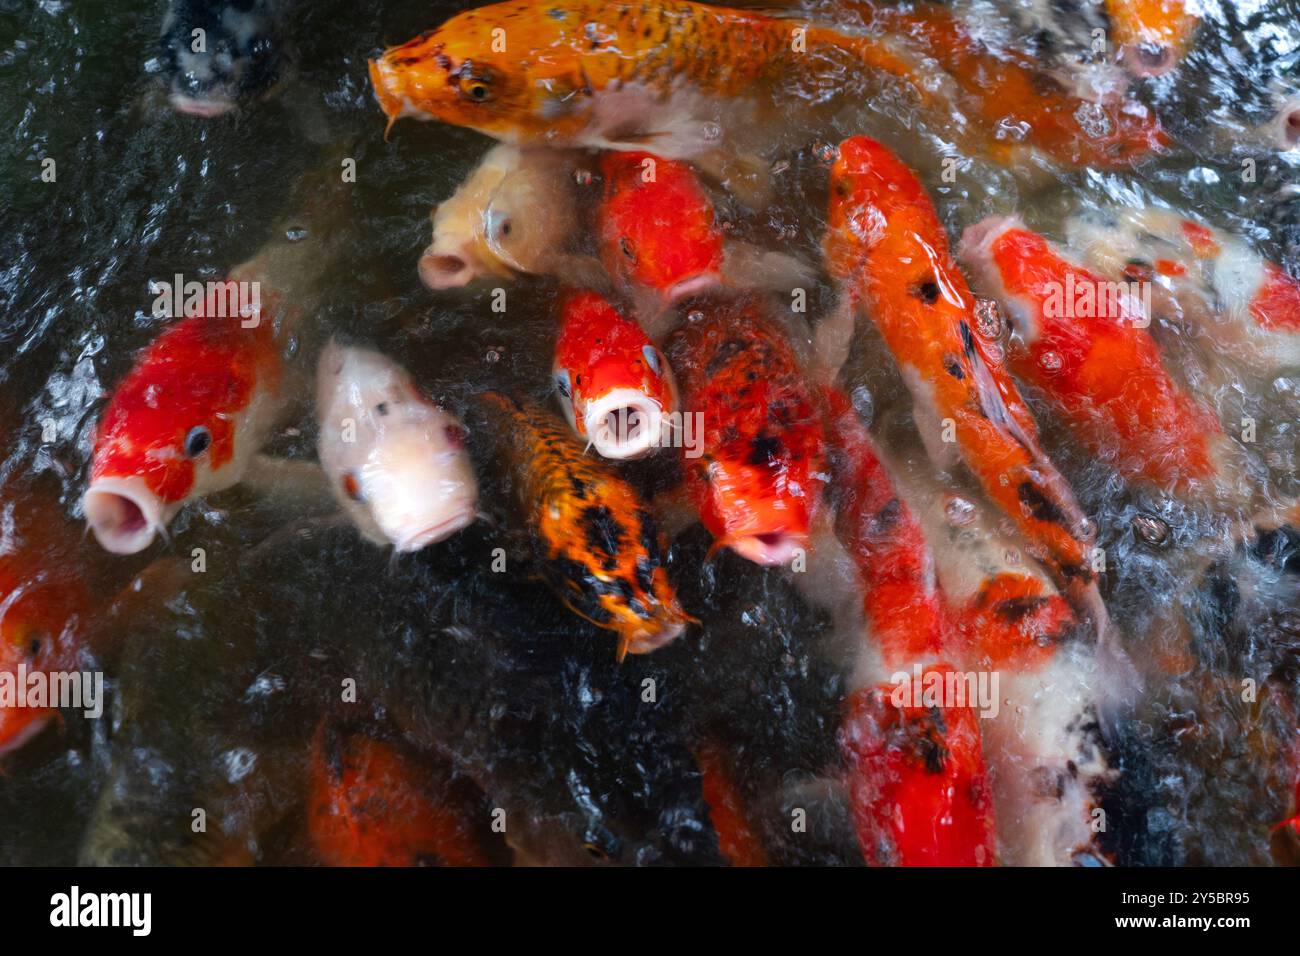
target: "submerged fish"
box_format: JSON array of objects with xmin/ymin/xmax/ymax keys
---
[
  {"xmin": 553, "ymin": 289, "xmax": 679, "ymax": 460},
  {"xmin": 1105, "ymin": 0, "xmax": 1199, "ymax": 77},
  {"xmin": 418, "ymin": 144, "xmax": 585, "ymax": 290},
  {"xmin": 823, "ymin": 388, "xmax": 997, "ymax": 866},
  {"xmin": 0, "ymin": 499, "xmax": 93, "ymax": 756},
  {"xmin": 958, "ymin": 216, "xmax": 1230, "ymax": 497},
  {"xmin": 667, "ymin": 298, "xmax": 828, "ymax": 567},
  {"xmin": 597, "ymin": 150, "xmax": 810, "ymax": 323},
  {"xmin": 694, "ymin": 742, "xmax": 767, "ymax": 867},
  {"xmin": 1066, "ymin": 206, "xmax": 1300, "ymax": 371},
  {"xmin": 307, "ymin": 721, "xmax": 491, "ymax": 867},
  {"xmin": 824, "ymin": 136, "xmax": 1096, "ymax": 598},
  {"xmin": 315, "ymin": 342, "xmax": 478, "ymax": 552},
  {"xmin": 482, "ymin": 392, "xmax": 692, "ymax": 658},
  {"xmin": 83, "ymin": 301, "xmax": 285, "ymax": 554},
  {"xmin": 369, "ymin": 0, "xmax": 925, "ymax": 163},
  {"xmin": 838, "ymin": 0, "xmax": 1168, "ymax": 165},
  {"xmin": 159, "ymin": 0, "xmax": 295, "ymax": 116}
]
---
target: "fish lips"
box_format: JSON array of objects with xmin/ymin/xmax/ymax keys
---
[
  {"xmin": 582, "ymin": 389, "xmax": 668, "ymax": 460},
  {"xmin": 389, "ymin": 504, "xmax": 478, "ymax": 553},
  {"xmin": 83, "ymin": 476, "xmax": 174, "ymax": 555}
]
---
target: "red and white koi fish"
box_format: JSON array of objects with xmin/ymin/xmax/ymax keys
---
[
  {"xmin": 1066, "ymin": 206, "xmax": 1300, "ymax": 371},
  {"xmin": 824, "ymin": 388, "xmax": 997, "ymax": 866},
  {"xmin": 958, "ymin": 216, "xmax": 1231, "ymax": 497},
  {"xmin": 553, "ymin": 289, "xmax": 678, "ymax": 460}
]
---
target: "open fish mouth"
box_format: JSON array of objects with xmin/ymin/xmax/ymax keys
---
[
  {"xmin": 83, "ymin": 477, "xmax": 168, "ymax": 555},
  {"xmin": 168, "ymin": 91, "xmax": 238, "ymax": 117},
  {"xmin": 584, "ymin": 390, "xmax": 666, "ymax": 460},
  {"xmin": 1120, "ymin": 43, "xmax": 1178, "ymax": 78},
  {"xmin": 727, "ymin": 531, "xmax": 809, "ymax": 567},
  {"xmin": 418, "ymin": 246, "xmax": 477, "ymax": 289},
  {"xmin": 663, "ymin": 272, "xmax": 723, "ymax": 303}
]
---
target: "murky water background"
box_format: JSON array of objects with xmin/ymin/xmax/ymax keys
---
[{"xmin": 0, "ymin": 0, "xmax": 1297, "ymax": 865}]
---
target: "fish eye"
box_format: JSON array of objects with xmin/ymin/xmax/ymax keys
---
[
  {"xmin": 341, "ymin": 471, "xmax": 364, "ymax": 503},
  {"xmin": 184, "ymin": 425, "xmax": 212, "ymax": 458},
  {"xmin": 554, "ymin": 368, "xmax": 571, "ymax": 400},
  {"xmin": 498, "ymin": 219, "xmax": 512, "ymax": 238},
  {"xmin": 620, "ymin": 236, "xmax": 636, "ymax": 261},
  {"xmin": 456, "ymin": 64, "xmax": 495, "ymax": 102},
  {"xmin": 642, "ymin": 345, "xmax": 661, "ymax": 375},
  {"xmin": 375, "ymin": 402, "xmax": 390, "ymax": 417}
]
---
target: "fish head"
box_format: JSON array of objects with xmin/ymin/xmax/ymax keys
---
[
  {"xmin": 598, "ymin": 152, "xmax": 725, "ymax": 305},
  {"xmin": 1112, "ymin": 1, "xmax": 1198, "ymax": 79},
  {"xmin": 316, "ymin": 343, "xmax": 479, "ymax": 552},
  {"xmin": 160, "ymin": 0, "xmax": 288, "ymax": 116},
  {"xmin": 0, "ymin": 559, "xmax": 85, "ymax": 755},
  {"xmin": 554, "ymin": 290, "xmax": 678, "ymax": 460},
  {"xmin": 537, "ymin": 475, "xmax": 692, "ymax": 657},
  {"xmin": 1268, "ymin": 94, "xmax": 1300, "ymax": 152},
  {"xmin": 696, "ymin": 435, "xmax": 822, "ymax": 568},
  {"xmin": 85, "ymin": 318, "xmax": 278, "ymax": 554},
  {"xmin": 369, "ymin": 10, "xmax": 556, "ymax": 141},
  {"xmin": 824, "ymin": 136, "xmax": 932, "ymax": 279}
]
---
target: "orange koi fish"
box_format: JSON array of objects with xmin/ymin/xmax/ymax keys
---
[
  {"xmin": 482, "ymin": 392, "xmax": 693, "ymax": 657},
  {"xmin": 308, "ymin": 721, "xmax": 489, "ymax": 867},
  {"xmin": 0, "ymin": 498, "xmax": 93, "ymax": 756},
  {"xmin": 369, "ymin": 0, "xmax": 926, "ymax": 159},
  {"xmin": 823, "ymin": 388, "xmax": 996, "ymax": 866},
  {"xmin": 840, "ymin": 1, "xmax": 1169, "ymax": 167},
  {"xmin": 1067, "ymin": 206, "xmax": 1300, "ymax": 371},
  {"xmin": 1106, "ymin": 0, "xmax": 1199, "ymax": 77},
  {"xmin": 958, "ymin": 216, "xmax": 1227, "ymax": 495},
  {"xmin": 553, "ymin": 289, "xmax": 679, "ymax": 460},
  {"xmin": 694, "ymin": 743, "xmax": 767, "ymax": 867},
  {"xmin": 667, "ymin": 298, "xmax": 828, "ymax": 567},
  {"xmin": 825, "ymin": 136, "xmax": 1095, "ymax": 599}
]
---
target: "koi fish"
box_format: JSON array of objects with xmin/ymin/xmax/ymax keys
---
[
  {"xmin": 418, "ymin": 143, "xmax": 585, "ymax": 290},
  {"xmin": 957, "ymin": 216, "xmax": 1228, "ymax": 496},
  {"xmin": 824, "ymin": 136, "xmax": 1096, "ymax": 598},
  {"xmin": 889, "ymin": 449, "xmax": 1113, "ymax": 867},
  {"xmin": 597, "ymin": 150, "xmax": 809, "ymax": 321},
  {"xmin": 0, "ymin": 499, "xmax": 93, "ymax": 756},
  {"xmin": 823, "ymin": 387, "xmax": 997, "ymax": 867},
  {"xmin": 307, "ymin": 721, "xmax": 490, "ymax": 867},
  {"xmin": 1065, "ymin": 206, "xmax": 1300, "ymax": 370},
  {"xmin": 694, "ymin": 743, "xmax": 767, "ymax": 867},
  {"xmin": 369, "ymin": 0, "xmax": 926, "ymax": 167},
  {"xmin": 838, "ymin": 1, "xmax": 1168, "ymax": 165},
  {"xmin": 159, "ymin": 0, "xmax": 296, "ymax": 117},
  {"xmin": 1105, "ymin": 0, "xmax": 1199, "ymax": 78},
  {"xmin": 553, "ymin": 289, "xmax": 678, "ymax": 460},
  {"xmin": 315, "ymin": 342, "xmax": 478, "ymax": 552},
  {"xmin": 481, "ymin": 392, "xmax": 692, "ymax": 658},
  {"xmin": 666, "ymin": 298, "xmax": 828, "ymax": 567},
  {"xmin": 83, "ymin": 298, "xmax": 285, "ymax": 554}
]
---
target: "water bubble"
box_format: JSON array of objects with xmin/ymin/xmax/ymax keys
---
[
  {"xmin": 1073, "ymin": 102, "xmax": 1113, "ymax": 138},
  {"xmin": 1038, "ymin": 350, "xmax": 1063, "ymax": 372},
  {"xmin": 285, "ymin": 226, "xmax": 308, "ymax": 242},
  {"xmin": 1003, "ymin": 548, "xmax": 1022, "ymax": 566},
  {"xmin": 485, "ymin": 346, "xmax": 504, "ymax": 363},
  {"xmin": 850, "ymin": 384, "xmax": 873, "ymax": 423},
  {"xmin": 813, "ymin": 142, "xmax": 837, "ymax": 164},
  {"xmin": 573, "ymin": 169, "xmax": 593, "ymax": 187},
  {"xmin": 974, "ymin": 298, "xmax": 1002, "ymax": 338},
  {"xmin": 686, "ymin": 309, "xmax": 704, "ymax": 324},
  {"xmin": 1133, "ymin": 513, "xmax": 1170, "ymax": 546},
  {"xmin": 944, "ymin": 494, "xmax": 977, "ymax": 527},
  {"xmin": 702, "ymin": 122, "xmax": 722, "ymax": 142}
]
